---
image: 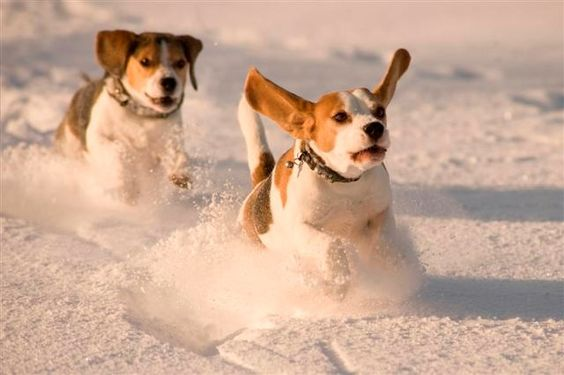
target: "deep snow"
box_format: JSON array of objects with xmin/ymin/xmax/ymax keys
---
[{"xmin": 1, "ymin": 1, "xmax": 563, "ymax": 373}]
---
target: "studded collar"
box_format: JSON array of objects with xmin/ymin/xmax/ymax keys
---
[{"xmin": 285, "ymin": 142, "xmax": 362, "ymax": 184}]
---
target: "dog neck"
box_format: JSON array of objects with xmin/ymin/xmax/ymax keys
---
[
  {"xmin": 105, "ymin": 76, "xmax": 183, "ymax": 119},
  {"xmin": 286, "ymin": 141, "xmax": 362, "ymax": 184}
]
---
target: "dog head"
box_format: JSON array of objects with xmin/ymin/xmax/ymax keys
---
[
  {"xmin": 96, "ymin": 30, "xmax": 203, "ymax": 114},
  {"xmin": 244, "ymin": 49, "xmax": 410, "ymax": 179}
]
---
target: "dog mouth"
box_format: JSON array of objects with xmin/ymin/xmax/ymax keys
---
[
  {"xmin": 145, "ymin": 93, "xmax": 177, "ymax": 108},
  {"xmin": 351, "ymin": 144, "xmax": 387, "ymax": 162}
]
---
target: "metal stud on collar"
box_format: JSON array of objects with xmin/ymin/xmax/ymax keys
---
[
  {"xmin": 285, "ymin": 152, "xmax": 306, "ymax": 177},
  {"xmin": 287, "ymin": 142, "xmax": 362, "ymax": 183}
]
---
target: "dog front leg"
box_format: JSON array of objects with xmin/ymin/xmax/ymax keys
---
[
  {"xmin": 160, "ymin": 128, "xmax": 191, "ymax": 189},
  {"xmin": 86, "ymin": 136, "xmax": 139, "ymax": 204},
  {"xmin": 167, "ymin": 151, "xmax": 191, "ymax": 189},
  {"xmin": 367, "ymin": 208, "xmax": 417, "ymax": 270},
  {"xmin": 293, "ymin": 223, "xmax": 352, "ymax": 299}
]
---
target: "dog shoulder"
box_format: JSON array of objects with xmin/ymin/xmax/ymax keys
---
[
  {"xmin": 57, "ymin": 78, "xmax": 105, "ymax": 149},
  {"xmin": 272, "ymin": 147, "xmax": 295, "ymax": 207},
  {"xmin": 241, "ymin": 174, "xmax": 273, "ymax": 244},
  {"xmin": 241, "ymin": 146, "xmax": 298, "ymax": 243}
]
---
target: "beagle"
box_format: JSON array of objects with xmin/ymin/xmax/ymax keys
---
[
  {"xmin": 54, "ymin": 30, "xmax": 202, "ymax": 203},
  {"xmin": 238, "ymin": 49, "xmax": 416, "ymax": 297}
]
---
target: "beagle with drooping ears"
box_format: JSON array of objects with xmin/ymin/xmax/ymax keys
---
[
  {"xmin": 55, "ymin": 30, "xmax": 202, "ymax": 203},
  {"xmin": 238, "ymin": 49, "xmax": 420, "ymax": 297}
]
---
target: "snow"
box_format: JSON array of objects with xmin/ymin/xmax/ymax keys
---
[{"xmin": 1, "ymin": 1, "xmax": 563, "ymax": 373}]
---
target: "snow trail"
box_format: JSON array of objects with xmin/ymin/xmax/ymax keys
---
[{"xmin": 1, "ymin": 142, "xmax": 421, "ymax": 355}]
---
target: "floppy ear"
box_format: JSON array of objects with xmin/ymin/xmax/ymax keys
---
[
  {"xmin": 244, "ymin": 67, "xmax": 315, "ymax": 139},
  {"xmin": 373, "ymin": 49, "xmax": 411, "ymax": 106},
  {"xmin": 96, "ymin": 30, "xmax": 137, "ymax": 77},
  {"xmin": 178, "ymin": 35, "xmax": 203, "ymax": 90}
]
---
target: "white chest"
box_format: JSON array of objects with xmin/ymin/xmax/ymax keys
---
[
  {"xmin": 87, "ymin": 91, "xmax": 180, "ymax": 150},
  {"xmin": 289, "ymin": 165, "xmax": 392, "ymax": 236}
]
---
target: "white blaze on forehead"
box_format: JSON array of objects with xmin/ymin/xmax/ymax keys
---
[
  {"xmin": 338, "ymin": 89, "xmax": 374, "ymax": 117},
  {"xmin": 144, "ymin": 39, "xmax": 181, "ymax": 99},
  {"xmin": 351, "ymin": 88, "xmax": 374, "ymax": 108},
  {"xmin": 160, "ymin": 40, "xmax": 172, "ymax": 69},
  {"xmin": 338, "ymin": 90, "xmax": 376, "ymax": 130}
]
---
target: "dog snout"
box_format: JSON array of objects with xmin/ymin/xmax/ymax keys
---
[
  {"xmin": 160, "ymin": 77, "xmax": 177, "ymax": 93},
  {"xmin": 363, "ymin": 122, "xmax": 385, "ymax": 140}
]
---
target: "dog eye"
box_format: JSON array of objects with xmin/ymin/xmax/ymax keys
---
[
  {"xmin": 174, "ymin": 60, "xmax": 186, "ymax": 69},
  {"xmin": 332, "ymin": 111, "xmax": 348, "ymax": 123},
  {"xmin": 373, "ymin": 106, "xmax": 386, "ymax": 118},
  {"xmin": 140, "ymin": 58, "xmax": 152, "ymax": 67}
]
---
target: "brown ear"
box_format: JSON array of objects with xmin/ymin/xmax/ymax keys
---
[
  {"xmin": 178, "ymin": 35, "xmax": 203, "ymax": 90},
  {"xmin": 244, "ymin": 67, "xmax": 314, "ymax": 139},
  {"xmin": 96, "ymin": 30, "xmax": 137, "ymax": 77},
  {"xmin": 373, "ymin": 48, "xmax": 411, "ymax": 106}
]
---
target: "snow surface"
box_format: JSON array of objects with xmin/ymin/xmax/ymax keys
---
[{"xmin": 1, "ymin": 1, "xmax": 563, "ymax": 373}]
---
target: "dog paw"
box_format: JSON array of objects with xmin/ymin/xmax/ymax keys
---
[{"xmin": 169, "ymin": 173, "xmax": 192, "ymax": 189}]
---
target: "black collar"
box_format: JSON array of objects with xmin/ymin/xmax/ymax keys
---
[
  {"xmin": 285, "ymin": 142, "xmax": 361, "ymax": 184},
  {"xmin": 105, "ymin": 76, "xmax": 183, "ymax": 119}
]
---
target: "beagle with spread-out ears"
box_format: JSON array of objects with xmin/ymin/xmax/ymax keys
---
[
  {"xmin": 55, "ymin": 30, "xmax": 202, "ymax": 203},
  {"xmin": 238, "ymin": 49, "xmax": 419, "ymax": 297}
]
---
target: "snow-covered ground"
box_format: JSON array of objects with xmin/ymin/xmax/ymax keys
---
[{"xmin": 1, "ymin": 1, "xmax": 563, "ymax": 373}]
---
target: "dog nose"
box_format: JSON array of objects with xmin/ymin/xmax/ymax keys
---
[
  {"xmin": 160, "ymin": 77, "xmax": 177, "ymax": 93},
  {"xmin": 363, "ymin": 122, "xmax": 385, "ymax": 140}
]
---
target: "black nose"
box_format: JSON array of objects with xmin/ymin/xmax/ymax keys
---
[
  {"xmin": 363, "ymin": 122, "xmax": 385, "ymax": 140},
  {"xmin": 160, "ymin": 77, "xmax": 177, "ymax": 93}
]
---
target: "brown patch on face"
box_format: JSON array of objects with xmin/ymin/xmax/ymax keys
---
[
  {"xmin": 124, "ymin": 35, "xmax": 162, "ymax": 93},
  {"xmin": 251, "ymin": 151, "xmax": 275, "ymax": 188},
  {"xmin": 310, "ymin": 92, "xmax": 346, "ymax": 152},
  {"xmin": 164, "ymin": 39, "xmax": 189, "ymax": 88},
  {"xmin": 241, "ymin": 175, "xmax": 273, "ymax": 244},
  {"xmin": 273, "ymin": 148, "xmax": 294, "ymax": 207},
  {"xmin": 123, "ymin": 33, "xmax": 194, "ymax": 93}
]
